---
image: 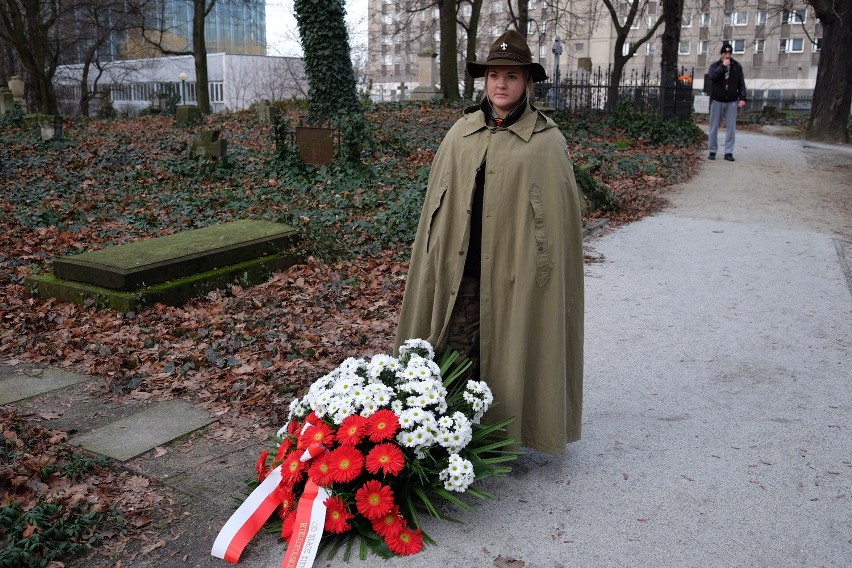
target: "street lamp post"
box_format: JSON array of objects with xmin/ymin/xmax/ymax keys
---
[
  {"xmin": 551, "ymin": 37, "xmax": 563, "ymax": 110},
  {"xmin": 179, "ymin": 72, "xmax": 188, "ymax": 106}
]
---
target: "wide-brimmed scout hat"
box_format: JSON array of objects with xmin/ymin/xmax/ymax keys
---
[{"xmin": 466, "ymin": 29, "xmax": 548, "ymax": 83}]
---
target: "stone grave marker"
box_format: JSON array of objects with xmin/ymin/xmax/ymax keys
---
[
  {"xmin": 28, "ymin": 220, "xmax": 299, "ymax": 312},
  {"xmin": 190, "ymin": 128, "xmax": 227, "ymax": 159}
]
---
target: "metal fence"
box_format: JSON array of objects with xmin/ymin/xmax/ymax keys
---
[{"xmin": 535, "ymin": 65, "xmax": 696, "ymax": 118}]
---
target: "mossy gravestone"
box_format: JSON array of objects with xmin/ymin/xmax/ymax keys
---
[
  {"xmin": 28, "ymin": 220, "xmax": 299, "ymax": 312},
  {"xmin": 190, "ymin": 129, "xmax": 227, "ymax": 159},
  {"xmin": 175, "ymin": 105, "xmax": 202, "ymax": 126}
]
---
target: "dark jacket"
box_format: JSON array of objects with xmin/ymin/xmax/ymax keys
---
[{"xmin": 707, "ymin": 58, "xmax": 747, "ymax": 103}]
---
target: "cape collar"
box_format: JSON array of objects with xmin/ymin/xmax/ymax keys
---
[{"xmin": 461, "ymin": 102, "xmax": 540, "ymax": 142}]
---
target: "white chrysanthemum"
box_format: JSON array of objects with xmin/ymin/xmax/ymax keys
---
[
  {"xmin": 439, "ymin": 454, "xmax": 475, "ymax": 492},
  {"xmin": 368, "ymin": 354, "xmax": 397, "ymax": 378},
  {"xmin": 397, "ymin": 412, "xmax": 416, "ymax": 429},
  {"xmin": 397, "ymin": 430, "xmax": 419, "ymax": 448},
  {"xmin": 339, "ymin": 357, "xmax": 365, "ymax": 373},
  {"xmin": 390, "ymin": 400, "xmax": 404, "ymax": 415},
  {"xmin": 399, "ymin": 338, "xmax": 435, "ymax": 360},
  {"xmin": 410, "ymin": 425, "xmax": 434, "ymax": 446},
  {"xmin": 360, "ymin": 400, "xmax": 380, "ymax": 416},
  {"xmin": 438, "ymin": 415, "xmax": 455, "ymax": 429}
]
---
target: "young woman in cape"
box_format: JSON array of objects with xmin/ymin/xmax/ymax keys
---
[{"xmin": 395, "ymin": 30, "xmax": 584, "ymax": 455}]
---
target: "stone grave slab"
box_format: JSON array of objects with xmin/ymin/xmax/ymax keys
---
[
  {"xmin": 69, "ymin": 399, "xmax": 217, "ymax": 461},
  {"xmin": 53, "ymin": 220, "xmax": 298, "ymax": 291},
  {"xmin": 0, "ymin": 369, "xmax": 91, "ymax": 404},
  {"xmin": 29, "ymin": 252, "xmax": 296, "ymax": 312}
]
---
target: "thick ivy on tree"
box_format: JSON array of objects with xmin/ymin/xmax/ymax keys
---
[{"xmin": 293, "ymin": 0, "xmax": 360, "ymax": 123}]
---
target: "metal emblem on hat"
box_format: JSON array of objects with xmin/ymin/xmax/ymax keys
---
[{"xmin": 501, "ymin": 42, "xmax": 508, "ymax": 50}]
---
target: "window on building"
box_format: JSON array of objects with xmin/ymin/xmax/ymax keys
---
[
  {"xmin": 782, "ymin": 9, "xmax": 807, "ymax": 24},
  {"xmin": 575, "ymin": 42, "xmax": 584, "ymax": 51},
  {"xmin": 383, "ymin": 54, "xmax": 393, "ymax": 65},
  {"xmin": 622, "ymin": 42, "xmax": 632, "ymax": 56},
  {"xmin": 732, "ymin": 39, "xmax": 746, "ymax": 53},
  {"xmin": 698, "ymin": 40, "xmax": 708, "ymax": 55},
  {"xmin": 619, "ymin": 15, "xmax": 639, "ymax": 29},
  {"xmin": 682, "ymin": 12, "xmax": 692, "ymax": 27},
  {"xmin": 756, "ymin": 11, "xmax": 768, "ymax": 25},
  {"xmin": 725, "ymin": 11, "xmax": 748, "ymax": 26},
  {"xmin": 540, "ymin": 44, "xmax": 548, "ymax": 58},
  {"xmin": 645, "ymin": 43, "xmax": 655, "ymax": 55},
  {"xmin": 678, "ymin": 40, "xmax": 690, "ymax": 55},
  {"xmin": 779, "ymin": 38, "xmax": 805, "ymax": 53},
  {"xmin": 700, "ymin": 12, "xmax": 711, "ymax": 27},
  {"xmin": 812, "ymin": 37, "xmax": 822, "ymax": 52},
  {"xmin": 754, "ymin": 39, "xmax": 765, "ymax": 53}
]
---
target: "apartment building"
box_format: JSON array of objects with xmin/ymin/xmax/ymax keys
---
[{"xmin": 367, "ymin": 1, "xmax": 819, "ymax": 101}]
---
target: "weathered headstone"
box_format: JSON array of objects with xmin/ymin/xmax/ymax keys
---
[
  {"xmin": 694, "ymin": 94, "xmax": 710, "ymax": 115},
  {"xmin": 190, "ymin": 128, "xmax": 227, "ymax": 159},
  {"xmin": 411, "ymin": 50, "xmax": 443, "ymax": 101},
  {"xmin": 256, "ymin": 100, "xmax": 278, "ymax": 124},
  {"xmin": 397, "ymin": 82, "xmax": 408, "ymax": 100},
  {"xmin": 175, "ymin": 105, "xmax": 202, "ymax": 126},
  {"xmin": 0, "ymin": 87, "xmax": 14, "ymax": 115},
  {"xmin": 294, "ymin": 126, "xmax": 336, "ymax": 165},
  {"xmin": 40, "ymin": 115, "xmax": 63, "ymax": 141}
]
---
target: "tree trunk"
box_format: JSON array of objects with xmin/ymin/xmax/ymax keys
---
[
  {"xmin": 606, "ymin": 56, "xmax": 626, "ymax": 111},
  {"xmin": 659, "ymin": 0, "xmax": 683, "ymax": 120},
  {"xmin": 805, "ymin": 0, "xmax": 852, "ymax": 144},
  {"xmin": 192, "ymin": 0, "xmax": 211, "ymax": 114},
  {"xmin": 438, "ymin": 0, "xmax": 459, "ymax": 100},
  {"xmin": 463, "ymin": 0, "xmax": 483, "ymax": 100}
]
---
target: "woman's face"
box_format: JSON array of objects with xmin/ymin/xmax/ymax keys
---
[{"xmin": 486, "ymin": 66, "xmax": 528, "ymax": 118}]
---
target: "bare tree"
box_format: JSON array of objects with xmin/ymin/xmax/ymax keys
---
[
  {"xmin": 601, "ymin": 0, "xmax": 664, "ymax": 110},
  {"xmin": 804, "ymin": 0, "xmax": 851, "ymax": 143},
  {"xmin": 0, "ymin": 0, "xmax": 76, "ymax": 114},
  {"xmin": 506, "ymin": 0, "xmax": 530, "ymax": 38}
]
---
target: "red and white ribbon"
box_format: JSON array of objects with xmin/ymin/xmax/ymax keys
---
[
  {"xmin": 212, "ymin": 423, "xmax": 329, "ymax": 567},
  {"xmin": 211, "ymin": 464, "xmax": 285, "ymax": 563}
]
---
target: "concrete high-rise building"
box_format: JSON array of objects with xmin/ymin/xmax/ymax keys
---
[{"xmin": 367, "ymin": 1, "xmax": 819, "ymax": 102}]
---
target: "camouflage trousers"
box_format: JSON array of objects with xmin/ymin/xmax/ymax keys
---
[{"xmin": 447, "ymin": 275, "xmax": 481, "ymax": 380}]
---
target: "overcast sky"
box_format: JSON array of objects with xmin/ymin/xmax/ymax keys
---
[{"xmin": 265, "ymin": 0, "xmax": 369, "ymax": 56}]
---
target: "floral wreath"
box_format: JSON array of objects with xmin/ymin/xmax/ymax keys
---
[{"xmin": 212, "ymin": 339, "xmax": 516, "ymax": 565}]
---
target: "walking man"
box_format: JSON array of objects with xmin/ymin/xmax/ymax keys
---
[{"xmin": 707, "ymin": 42, "xmax": 747, "ymax": 161}]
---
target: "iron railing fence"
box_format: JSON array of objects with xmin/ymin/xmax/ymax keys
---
[{"xmin": 535, "ymin": 65, "xmax": 696, "ymax": 118}]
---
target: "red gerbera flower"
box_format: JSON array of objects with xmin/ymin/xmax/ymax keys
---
[
  {"xmin": 385, "ymin": 524, "xmax": 424, "ymax": 556},
  {"xmin": 327, "ymin": 446, "xmax": 365, "ymax": 484},
  {"xmin": 286, "ymin": 419, "xmax": 300, "ymax": 435},
  {"xmin": 336, "ymin": 415, "xmax": 367, "ymax": 446},
  {"xmin": 371, "ymin": 505, "xmax": 404, "ymax": 538},
  {"xmin": 280, "ymin": 449, "xmax": 307, "ymax": 485},
  {"xmin": 298, "ymin": 421, "xmax": 335, "ymax": 450},
  {"xmin": 323, "ymin": 496, "xmax": 354, "ymax": 534},
  {"xmin": 308, "ymin": 453, "xmax": 335, "ymax": 487},
  {"xmin": 304, "ymin": 412, "xmax": 320, "ymax": 425},
  {"xmin": 365, "ymin": 443, "xmax": 406, "ymax": 476},
  {"xmin": 255, "ymin": 449, "xmax": 270, "ymax": 482},
  {"xmin": 365, "ymin": 409, "xmax": 400, "ymax": 442},
  {"xmin": 355, "ymin": 480, "xmax": 394, "ymax": 520},
  {"xmin": 274, "ymin": 437, "xmax": 293, "ymax": 463},
  {"xmin": 281, "ymin": 510, "xmax": 297, "ymax": 541},
  {"xmin": 276, "ymin": 486, "xmax": 296, "ymax": 519}
]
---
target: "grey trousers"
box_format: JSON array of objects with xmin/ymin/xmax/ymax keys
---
[{"xmin": 708, "ymin": 99, "xmax": 738, "ymax": 155}]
